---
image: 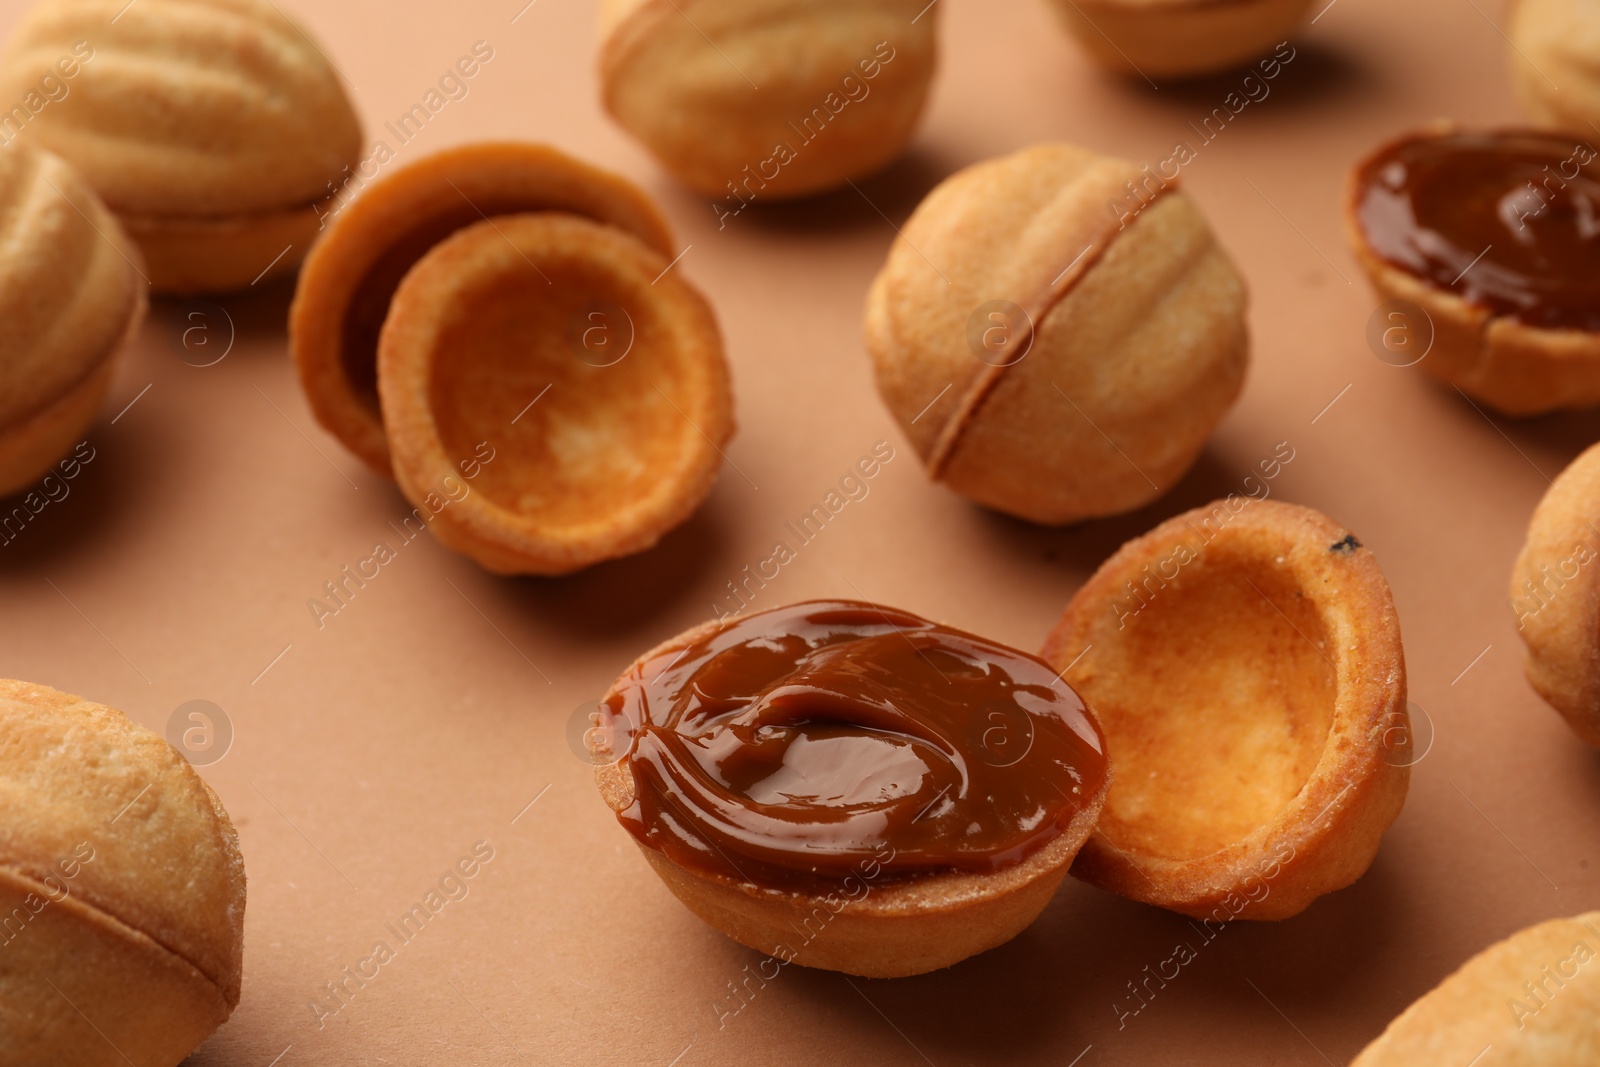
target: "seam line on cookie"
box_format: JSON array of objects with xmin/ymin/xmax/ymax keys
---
[
  {"xmin": 0, "ymin": 862, "xmax": 231, "ymax": 1001},
  {"xmin": 924, "ymin": 177, "xmax": 1178, "ymax": 480}
]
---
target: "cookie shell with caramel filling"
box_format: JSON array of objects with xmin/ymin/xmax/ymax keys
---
[
  {"xmin": 1345, "ymin": 125, "xmax": 1600, "ymax": 416},
  {"xmin": 594, "ymin": 608, "xmax": 1111, "ymax": 978}
]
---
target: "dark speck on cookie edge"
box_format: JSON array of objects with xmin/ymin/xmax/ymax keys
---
[{"xmin": 1330, "ymin": 534, "xmax": 1362, "ymax": 553}]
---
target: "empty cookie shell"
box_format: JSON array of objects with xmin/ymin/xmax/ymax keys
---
[
  {"xmin": 599, "ymin": 0, "xmax": 939, "ymax": 200},
  {"xmin": 1352, "ymin": 911, "xmax": 1600, "ymax": 1065},
  {"xmin": 0, "ymin": 145, "xmax": 144, "ymax": 497},
  {"xmin": 1044, "ymin": 0, "xmax": 1312, "ymax": 79},
  {"xmin": 0, "ymin": 679, "xmax": 246, "ymax": 1067},
  {"xmin": 865, "ymin": 142, "xmax": 1248, "ymax": 525},
  {"xmin": 1041, "ymin": 499, "xmax": 1409, "ymax": 921},
  {"xmin": 377, "ymin": 212, "xmax": 733, "ymax": 576},
  {"xmin": 1510, "ymin": 440, "xmax": 1600, "ymax": 747},
  {"xmin": 291, "ymin": 142, "xmax": 676, "ymax": 477},
  {"xmin": 0, "ymin": 0, "xmax": 362, "ymax": 294}
]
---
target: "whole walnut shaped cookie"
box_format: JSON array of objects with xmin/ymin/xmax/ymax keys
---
[
  {"xmin": 0, "ymin": 144, "xmax": 144, "ymax": 497},
  {"xmin": 0, "ymin": 679, "xmax": 246, "ymax": 1066},
  {"xmin": 599, "ymin": 0, "xmax": 938, "ymax": 203},
  {"xmin": 865, "ymin": 143, "xmax": 1248, "ymax": 524},
  {"xmin": 0, "ymin": 0, "xmax": 362, "ymax": 294},
  {"xmin": 1511, "ymin": 440, "xmax": 1600, "ymax": 747},
  {"xmin": 1045, "ymin": 0, "xmax": 1312, "ymax": 80},
  {"xmin": 1352, "ymin": 911, "xmax": 1600, "ymax": 1066},
  {"xmin": 1510, "ymin": 0, "xmax": 1600, "ymax": 138}
]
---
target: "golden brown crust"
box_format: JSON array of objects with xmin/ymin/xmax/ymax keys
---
[
  {"xmin": 594, "ymin": 616, "xmax": 1111, "ymax": 977},
  {"xmin": 118, "ymin": 196, "xmax": 328, "ymax": 296},
  {"xmin": 0, "ymin": 867, "xmax": 233, "ymax": 1067},
  {"xmin": 865, "ymin": 143, "xmax": 1247, "ymax": 525},
  {"xmin": 1510, "ymin": 442, "xmax": 1600, "ymax": 746},
  {"xmin": 1352, "ymin": 911, "xmax": 1600, "ymax": 1065},
  {"xmin": 1044, "ymin": 0, "xmax": 1313, "ymax": 79},
  {"xmin": 0, "ymin": 0, "xmax": 361, "ymax": 295},
  {"xmin": 0, "ymin": 357, "xmax": 118, "ymax": 499},
  {"xmin": 1041, "ymin": 500, "xmax": 1409, "ymax": 920},
  {"xmin": 377, "ymin": 212, "xmax": 733, "ymax": 576},
  {"xmin": 0, "ymin": 145, "xmax": 143, "ymax": 494},
  {"xmin": 290, "ymin": 141, "xmax": 678, "ymax": 477},
  {"xmin": 1344, "ymin": 125, "xmax": 1600, "ymax": 416},
  {"xmin": 599, "ymin": 0, "xmax": 938, "ymax": 199},
  {"xmin": 0, "ymin": 0, "xmax": 361, "ymax": 218},
  {"xmin": 0, "ymin": 679, "xmax": 246, "ymax": 1014},
  {"xmin": 1509, "ymin": 0, "xmax": 1600, "ymax": 137},
  {"xmin": 867, "ymin": 144, "xmax": 1139, "ymax": 464}
]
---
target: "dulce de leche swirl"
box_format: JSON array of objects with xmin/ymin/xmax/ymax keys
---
[
  {"xmin": 1353, "ymin": 129, "xmax": 1600, "ymax": 332},
  {"xmin": 600, "ymin": 600, "xmax": 1107, "ymax": 891}
]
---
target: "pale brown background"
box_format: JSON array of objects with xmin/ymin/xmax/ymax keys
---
[{"xmin": 0, "ymin": 0, "xmax": 1596, "ymax": 1063}]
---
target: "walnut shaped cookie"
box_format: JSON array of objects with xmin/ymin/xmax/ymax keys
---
[
  {"xmin": 0, "ymin": 679, "xmax": 246, "ymax": 1066},
  {"xmin": 0, "ymin": 0, "xmax": 362, "ymax": 293},
  {"xmin": 866, "ymin": 142, "xmax": 1248, "ymax": 525}
]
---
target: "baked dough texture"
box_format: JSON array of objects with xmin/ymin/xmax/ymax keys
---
[
  {"xmin": 0, "ymin": 144, "xmax": 144, "ymax": 497},
  {"xmin": 1042, "ymin": 500, "xmax": 1409, "ymax": 920},
  {"xmin": 599, "ymin": 0, "xmax": 938, "ymax": 198},
  {"xmin": 0, "ymin": 0, "xmax": 362, "ymax": 292},
  {"xmin": 378, "ymin": 213, "xmax": 734, "ymax": 576},
  {"xmin": 0, "ymin": 679, "xmax": 246, "ymax": 1066},
  {"xmin": 1352, "ymin": 911, "xmax": 1600, "ymax": 1065},
  {"xmin": 866, "ymin": 143, "xmax": 1248, "ymax": 525},
  {"xmin": 1510, "ymin": 440, "xmax": 1600, "ymax": 746},
  {"xmin": 291, "ymin": 142, "xmax": 677, "ymax": 477}
]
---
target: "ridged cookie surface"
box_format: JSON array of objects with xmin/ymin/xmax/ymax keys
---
[
  {"xmin": 0, "ymin": 144, "xmax": 142, "ymax": 430},
  {"xmin": 0, "ymin": 0, "xmax": 362, "ymax": 217}
]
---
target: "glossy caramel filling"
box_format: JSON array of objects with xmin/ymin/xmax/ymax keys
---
[
  {"xmin": 1355, "ymin": 130, "xmax": 1600, "ymax": 332},
  {"xmin": 603, "ymin": 600, "xmax": 1107, "ymax": 892}
]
